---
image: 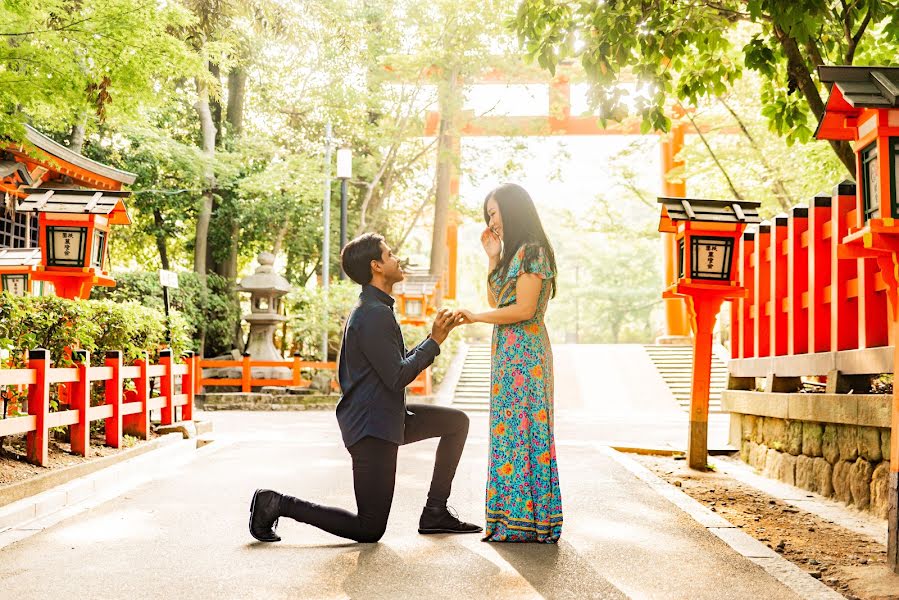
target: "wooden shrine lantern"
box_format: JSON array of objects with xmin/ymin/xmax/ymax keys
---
[
  {"xmin": 816, "ymin": 64, "xmax": 899, "ymax": 573},
  {"xmin": 658, "ymin": 197, "xmax": 761, "ymax": 470},
  {"xmin": 15, "ymin": 188, "xmax": 132, "ymax": 299},
  {"xmin": 0, "ymin": 248, "xmax": 49, "ymax": 297},
  {"xmin": 393, "ymin": 269, "xmax": 440, "ymax": 327}
]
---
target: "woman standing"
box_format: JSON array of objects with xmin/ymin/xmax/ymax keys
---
[{"xmin": 456, "ymin": 183, "xmax": 562, "ymax": 543}]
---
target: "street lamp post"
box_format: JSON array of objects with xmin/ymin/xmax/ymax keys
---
[
  {"xmin": 321, "ymin": 123, "xmax": 333, "ymax": 362},
  {"xmin": 336, "ymin": 147, "xmax": 352, "ymax": 279}
]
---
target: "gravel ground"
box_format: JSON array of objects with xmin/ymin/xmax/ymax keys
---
[{"xmin": 634, "ymin": 453, "xmax": 899, "ymax": 600}]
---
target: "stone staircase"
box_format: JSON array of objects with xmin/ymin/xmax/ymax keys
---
[
  {"xmin": 643, "ymin": 344, "xmax": 728, "ymax": 413},
  {"xmin": 451, "ymin": 343, "xmax": 492, "ymax": 412}
]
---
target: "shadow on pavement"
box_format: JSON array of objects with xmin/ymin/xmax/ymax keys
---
[{"xmin": 491, "ymin": 540, "xmax": 627, "ymax": 599}]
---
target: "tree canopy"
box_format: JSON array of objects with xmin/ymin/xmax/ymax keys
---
[{"xmin": 511, "ymin": 0, "xmax": 899, "ymax": 176}]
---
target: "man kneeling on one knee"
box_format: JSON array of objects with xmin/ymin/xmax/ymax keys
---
[{"xmin": 249, "ymin": 232, "xmax": 481, "ymax": 543}]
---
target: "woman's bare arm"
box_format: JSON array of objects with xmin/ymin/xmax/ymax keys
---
[{"xmin": 465, "ymin": 273, "xmax": 541, "ymax": 325}]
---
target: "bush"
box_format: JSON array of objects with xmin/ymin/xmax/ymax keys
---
[
  {"xmin": 285, "ymin": 280, "xmax": 358, "ymax": 360},
  {"xmin": 91, "ymin": 271, "xmax": 239, "ymax": 357},
  {"xmin": 0, "ymin": 292, "xmax": 190, "ymax": 367}
]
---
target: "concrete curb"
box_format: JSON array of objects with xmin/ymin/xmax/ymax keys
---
[
  {"xmin": 601, "ymin": 445, "xmax": 845, "ymax": 600},
  {"xmin": 0, "ymin": 432, "xmax": 183, "ymax": 508},
  {"xmin": 0, "ymin": 433, "xmax": 199, "ymax": 550}
]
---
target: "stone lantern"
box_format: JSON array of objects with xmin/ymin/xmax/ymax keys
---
[{"xmin": 237, "ymin": 252, "xmax": 291, "ymax": 362}]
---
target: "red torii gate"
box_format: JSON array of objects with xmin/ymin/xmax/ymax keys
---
[{"xmin": 417, "ymin": 62, "xmax": 737, "ymax": 339}]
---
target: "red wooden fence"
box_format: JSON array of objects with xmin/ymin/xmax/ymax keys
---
[
  {"xmin": 730, "ymin": 180, "xmax": 892, "ymax": 373},
  {"xmin": 0, "ymin": 348, "xmax": 195, "ymax": 466}
]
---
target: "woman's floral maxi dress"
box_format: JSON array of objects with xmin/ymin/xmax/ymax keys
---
[{"xmin": 484, "ymin": 244, "xmax": 562, "ymax": 543}]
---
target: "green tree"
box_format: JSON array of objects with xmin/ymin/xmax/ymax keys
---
[
  {"xmin": 0, "ymin": 0, "xmax": 199, "ymax": 144},
  {"xmin": 511, "ymin": 0, "xmax": 899, "ymax": 177}
]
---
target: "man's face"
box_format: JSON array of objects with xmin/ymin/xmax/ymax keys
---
[{"xmin": 374, "ymin": 242, "xmax": 405, "ymax": 284}]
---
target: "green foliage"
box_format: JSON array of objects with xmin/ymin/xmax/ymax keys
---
[
  {"xmin": 90, "ymin": 271, "xmax": 239, "ymax": 357},
  {"xmin": 285, "ymin": 281, "xmax": 359, "ymax": 361},
  {"xmin": 0, "ymin": 0, "xmax": 200, "ymax": 143},
  {"xmin": 510, "ymin": 0, "xmax": 899, "ymax": 170},
  {"xmin": 0, "ymin": 293, "xmax": 189, "ymax": 367}
]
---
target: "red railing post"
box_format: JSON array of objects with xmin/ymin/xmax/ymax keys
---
[
  {"xmin": 809, "ymin": 193, "xmax": 832, "ymax": 353},
  {"xmin": 832, "ymin": 181, "xmax": 859, "ymax": 351},
  {"xmin": 788, "ymin": 207, "xmax": 810, "ymax": 355},
  {"xmin": 736, "ymin": 232, "xmax": 756, "ymax": 359},
  {"xmin": 859, "ymin": 252, "xmax": 888, "ymax": 348},
  {"xmin": 292, "ymin": 353, "xmax": 302, "ymax": 386},
  {"xmin": 241, "ymin": 353, "xmax": 251, "ymax": 393},
  {"xmin": 159, "ymin": 349, "xmax": 174, "ymax": 425},
  {"xmin": 754, "ymin": 225, "xmax": 772, "ymax": 357},
  {"xmin": 771, "ymin": 216, "xmax": 790, "ymax": 356},
  {"xmin": 26, "ymin": 349, "xmax": 50, "ymax": 466},
  {"xmin": 124, "ymin": 352, "xmax": 150, "ymax": 440},
  {"xmin": 104, "ymin": 351, "xmax": 123, "ymax": 448},
  {"xmin": 182, "ymin": 352, "xmax": 195, "ymax": 422},
  {"xmin": 70, "ymin": 350, "xmax": 90, "ymax": 457}
]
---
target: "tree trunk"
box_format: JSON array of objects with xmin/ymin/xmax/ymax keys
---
[
  {"xmin": 774, "ymin": 25, "xmax": 856, "ymax": 177},
  {"xmin": 193, "ymin": 76, "xmax": 217, "ymax": 276},
  {"xmin": 429, "ymin": 69, "xmax": 458, "ymax": 276},
  {"xmin": 226, "ymin": 67, "xmax": 247, "ymax": 137},
  {"xmin": 208, "ymin": 63, "xmax": 223, "ymax": 147},
  {"xmin": 153, "ymin": 208, "xmax": 170, "ymax": 270},
  {"xmin": 718, "ymin": 97, "xmax": 794, "ymax": 211},
  {"xmin": 68, "ymin": 117, "xmax": 87, "ymax": 154}
]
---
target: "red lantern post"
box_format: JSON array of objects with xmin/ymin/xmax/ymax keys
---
[{"xmin": 658, "ymin": 197, "xmax": 761, "ymax": 469}]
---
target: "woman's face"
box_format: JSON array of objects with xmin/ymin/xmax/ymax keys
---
[{"xmin": 486, "ymin": 196, "xmax": 503, "ymax": 240}]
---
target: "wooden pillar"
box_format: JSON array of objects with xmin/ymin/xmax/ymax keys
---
[
  {"xmin": 788, "ymin": 207, "xmax": 809, "ymax": 355},
  {"xmin": 241, "ymin": 353, "xmax": 252, "ymax": 393},
  {"xmin": 808, "ymin": 193, "xmax": 832, "ymax": 353},
  {"xmin": 70, "ymin": 350, "xmax": 90, "ymax": 457},
  {"xmin": 182, "ymin": 353, "xmax": 195, "ymax": 422},
  {"xmin": 736, "ymin": 232, "xmax": 756, "ymax": 359},
  {"xmin": 685, "ymin": 294, "xmax": 725, "ymax": 470},
  {"xmin": 124, "ymin": 353, "xmax": 150, "ymax": 440},
  {"xmin": 890, "ymin": 318, "xmax": 899, "ymax": 573},
  {"xmin": 159, "ymin": 349, "xmax": 174, "ymax": 425},
  {"xmin": 660, "ymin": 126, "xmax": 690, "ymax": 339},
  {"xmin": 754, "ymin": 225, "xmax": 772, "ymax": 357},
  {"xmin": 832, "ymin": 181, "xmax": 859, "ymax": 351},
  {"xmin": 104, "ymin": 351, "xmax": 123, "ymax": 448},
  {"xmin": 858, "ymin": 254, "xmax": 888, "ymax": 348},
  {"xmin": 770, "ymin": 216, "xmax": 789, "ymax": 356},
  {"xmin": 26, "ymin": 349, "xmax": 50, "ymax": 466}
]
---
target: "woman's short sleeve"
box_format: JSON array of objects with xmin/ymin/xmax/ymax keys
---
[{"xmin": 507, "ymin": 244, "xmax": 554, "ymax": 280}]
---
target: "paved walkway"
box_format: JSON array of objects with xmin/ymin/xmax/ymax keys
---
[{"xmin": 0, "ymin": 410, "xmax": 800, "ymax": 599}]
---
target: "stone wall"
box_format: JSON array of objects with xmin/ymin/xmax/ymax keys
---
[
  {"xmin": 197, "ymin": 392, "xmax": 339, "ymax": 411},
  {"xmin": 738, "ymin": 414, "xmax": 891, "ymax": 518}
]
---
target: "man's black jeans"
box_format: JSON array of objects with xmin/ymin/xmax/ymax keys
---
[{"xmin": 278, "ymin": 404, "xmax": 470, "ymax": 543}]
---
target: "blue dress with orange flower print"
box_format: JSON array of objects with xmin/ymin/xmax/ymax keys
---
[{"xmin": 484, "ymin": 243, "xmax": 562, "ymax": 543}]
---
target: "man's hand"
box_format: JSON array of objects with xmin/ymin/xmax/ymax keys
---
[{"xmin": 430, "ymin": 308, "xmax": 457, "ymax": 345}]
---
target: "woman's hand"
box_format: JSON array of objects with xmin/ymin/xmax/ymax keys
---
[
  {"xmin": 454, "ymin": 309, "xmax": 479, "ymax": 325},
  {"xmin": 480, "ymin": 227, "xmax": 501, "ymax": 259}
]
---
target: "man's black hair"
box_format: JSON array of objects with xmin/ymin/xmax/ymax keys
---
[{"xmin": 341, "ymin": 232, "xmax": 385, "ymax": 285}]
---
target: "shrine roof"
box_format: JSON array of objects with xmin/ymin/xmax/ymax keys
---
[
  {"xmin": 657, "ymin": 197, "xmax": 762, "ymax": 232},
  {"xmin": 23, "ymin": 125, "xmax": 136, "ymax": 185},
  {"xmin": 16, "ymin": 188, "xmax": 132, "ymax": 225},
  {"xmin": 816, "ymin": 66, "xmax": 899, "ymax": 140},
  {"xmin": 0, "ymin": 247, "xmax": 41, "ymax": 267},
  {"xmin": 393, "ymin": 269, "xmax": 440, "ymax": 296}
]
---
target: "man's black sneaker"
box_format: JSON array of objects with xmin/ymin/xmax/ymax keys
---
[
  {"xmin": 249, "ymin": 489, "xmax": 282, "ymax": 542},
  {"xmin": 418, "ymin": 505, "xmax": 483, "ymax": 534}
]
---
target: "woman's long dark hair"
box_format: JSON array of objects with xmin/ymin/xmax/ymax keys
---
[{"xmin": 484, "ymin": 183, "xmax": 557, "ymax": 297}]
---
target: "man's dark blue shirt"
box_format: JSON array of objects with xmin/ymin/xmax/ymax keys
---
[{"xmin": 336, "ymin": 284, "xmax": 440, "ymax": 447}]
